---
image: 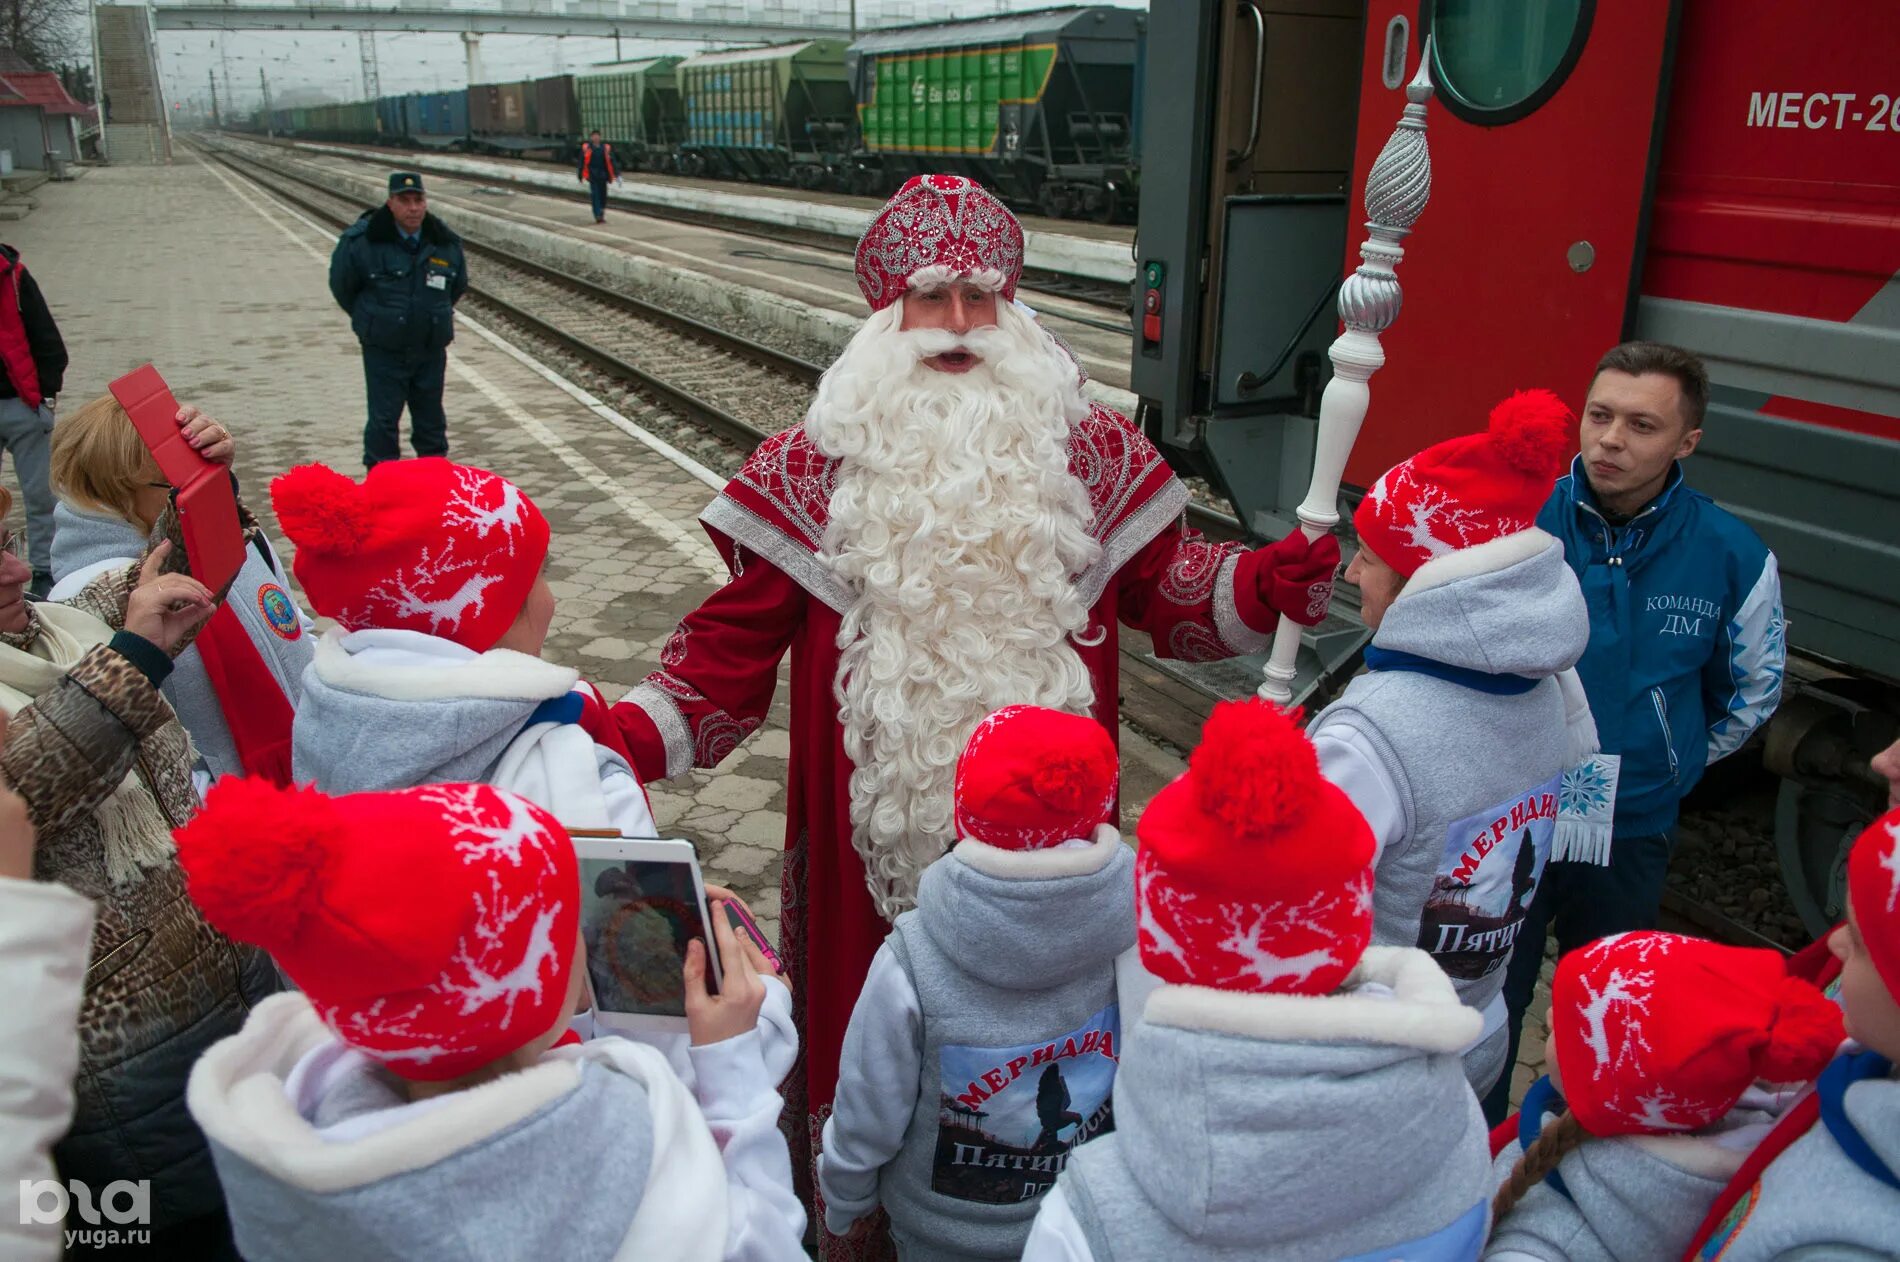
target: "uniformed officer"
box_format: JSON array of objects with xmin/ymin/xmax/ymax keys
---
[{"xmin": 328, "ymin": 172, "xmax": 468, "ymax": 468}]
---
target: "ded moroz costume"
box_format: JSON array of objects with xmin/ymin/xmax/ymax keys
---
[{"xmin": 604, "ymin": 173, "xmax": 1341, "ymax": 1253}]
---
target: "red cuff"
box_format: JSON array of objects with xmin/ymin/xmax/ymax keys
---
[{"xmin": 1230, "ymin": 549, "xmax": 1283, "ymax": 633}]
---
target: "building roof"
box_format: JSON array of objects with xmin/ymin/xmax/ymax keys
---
[{"xmin": 0, "ymin": 72, "xmax": 94, "ymax": 117}]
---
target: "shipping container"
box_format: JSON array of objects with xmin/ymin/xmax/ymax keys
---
[
  {"xmin": 375, "ymin": 93, "xmax": 411, "ymax": 142},
  {"xmin": 532, "ymin": 74, "xmax": 578, "ymax": 145},
  {"xmin": 677, "ymin": 40, "xmax": 852, "ymax": 185},
  {"xmin": 847, "ymin": 5, "xmax": 1144, "ymax": 217},
  {"xmin": 470, "ymin": 80, "xmax": 530, "ymax": 139},
  {"xmin": 415, "ymin": 90, "xmax": 467, "ymax": 145},
  {"xmin": 576, "ymin": 56, "xmax": 684, "ymax": 167}
]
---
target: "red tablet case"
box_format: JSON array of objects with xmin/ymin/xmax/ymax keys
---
[{"xmin": 107, "ymin": 365, "xmax": 246, "ymax": 592}]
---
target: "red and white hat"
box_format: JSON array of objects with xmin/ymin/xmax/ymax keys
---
[
  {"xmin": 1353, "ymin": 390, "xmax": 1575, "ymax": 579},
  {"xmin": 1551, "ymin": 931, "xmax": 1842, "ymax": 1137},
  {"xmin": 1847, "ymin": 806, "xmax": 1900, "ymax": 997},
  {"xmin": 271, "ymin": 458, "xmax": 550, "ymax": 652},
  {"xmin": 953, "ymin": 705, "xmax": 1118, "ymax": 851},
  {"xmin": 854, "ymin": 174, "xmax": 1025, "ymax": 313},
  {"xmin": 1135, "ymin": 699, "xmax": 1375, "ymax": 997},
  {"xmin": 175, "ymin": 777, "xmax": 579, "ymax": 1082}
]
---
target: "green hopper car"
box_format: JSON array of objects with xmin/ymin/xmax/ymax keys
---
[
  {"xmin": 846, "ymin": 5, "xmax": 1145, "ymax": 220},
  {"xmin": 576, "ymin": 57, "xmax": 686, "ymax": 170}
]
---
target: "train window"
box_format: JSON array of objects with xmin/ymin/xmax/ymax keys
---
[{"xmin": 1426, "ymin": 0, "xmax": 1594, "ymax": 124}]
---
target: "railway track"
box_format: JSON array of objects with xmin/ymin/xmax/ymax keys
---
[
  {"xmin": 243, "ymin": 134, "xmax": 1135, "ymax": 314},
  {"xmin": 207, "ymin": 147, "xmax": 1773, "ymax": 953}
]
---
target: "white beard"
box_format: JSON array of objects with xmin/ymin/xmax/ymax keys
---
[{"xmin": 809, "ymin": 298, "xmax": 1103, "ymax": 919}]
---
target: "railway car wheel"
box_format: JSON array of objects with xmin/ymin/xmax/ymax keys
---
[
  {"xmin": 1765, "ymin": 684, "xmax": 1896, "ymax": 937},
  {"xmin": 1775, "ymin": 780, "xmax": 1869, "ymax": 938}
]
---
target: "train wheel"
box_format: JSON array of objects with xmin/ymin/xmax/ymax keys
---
[
  {"xmin": 1037, "ymin": 184, "xmax": 1069, "ymax": 221},
  {"xmin": 1765, "ymin": 684, "xmax": 1896, "ymax": 937}
]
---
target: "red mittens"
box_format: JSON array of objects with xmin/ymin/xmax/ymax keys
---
[{"xmin": 1241, "ymin": 528, "xmax": 1341, "ymax": 628}]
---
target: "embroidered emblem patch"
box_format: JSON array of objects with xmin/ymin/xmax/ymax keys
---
[{"xmin": 258, "ymin": 584, "xmax": 301, "ymax": 641}]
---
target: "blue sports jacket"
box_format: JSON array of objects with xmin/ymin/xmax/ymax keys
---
[{"xmin": 1538, "ymin": 456, "xmax": 1785, "ymax": 834}]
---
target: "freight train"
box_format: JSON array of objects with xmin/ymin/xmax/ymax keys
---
[
  {"xmin": 250, "ymin": 5, "xmax": 1144, "ymax": 221},
  {"xmin": 1134, "ymin": 0, "xmax": 1898, "ymax": 938}
]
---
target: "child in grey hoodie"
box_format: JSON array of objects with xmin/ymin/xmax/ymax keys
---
[
  {"xmin": 1026, "ymin": 698, "xmax": 1494, "ymax": 1261},
  {"xmin": 1485, "ymin": 931, "xmax": 1841, "ymax": 1262},
  {"xmin": 1310, "ymin": 390, "xmax": 1597, "ymax": 1096},
  {"xmin": 175, "ymin": 776, "xmax": 807, "ymax": 1262},
  {"xmin": 1679, "ymin": 806, "xmax": 1900, "ymax": 1260},
  {"xmin": 819, "ymin": 705, "xmax": 1133, "ymax": 1261}
]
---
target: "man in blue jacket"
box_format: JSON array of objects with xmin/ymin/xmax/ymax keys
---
[
  {"xmin": 328, "ymin": 172, "xmax": 468, "ymax": 468},
  {"xmin": 1484, "ymin": 341, "xmax": 1786, "ymax": 1123}
]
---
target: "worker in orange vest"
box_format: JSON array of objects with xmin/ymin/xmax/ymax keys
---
[{"xmin": 577, "ymin": 131, "xmax": 620, "ymax": 224}]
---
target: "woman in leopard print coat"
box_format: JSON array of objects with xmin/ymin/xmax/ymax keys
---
[{"xmin": 0, "ymin": 409, "xmax": 277, "ymax": 1247}]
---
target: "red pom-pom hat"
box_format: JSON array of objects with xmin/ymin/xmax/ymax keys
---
[
  {"xmin": 1550, "ymin": 931, "xmax": 1843, "ymax": 1137},
  {"xmin": 271, "ymin": 458, "xmax": 550, "ymax": 653},
  {"xmin": 1847, "ymin": 806, "xmax": 1900, "ymax": 999},
  {"xmin": 1135, "ymin": 699, "xmax": 1376, "ymax": 997},
  {"xmin": 854, "ymin": 174, "xmax": 1025, "ymax": 313},
  {"xmin": 1353, "ymin": 389, "xmax": 1576, "ymax": 579},
  {"xmin": 953, "ymin": 705, "xmax": 1118, "ymax": 851},
  {"xmin": 175, "ymin": 777, "xmax": 580, "ymax": 1082}
]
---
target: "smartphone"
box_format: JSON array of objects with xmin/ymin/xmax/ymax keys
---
[
  {"xmin": 572, "ymin": 836, "xmax": 720, "ymax": 1037},
  {"xmin": 725, "ymin": 899, "xmax": 783, "ymax": 975}
]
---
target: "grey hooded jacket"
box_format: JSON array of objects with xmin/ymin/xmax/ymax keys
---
[
  {"xmin": 1311, "ymin": 532, "xmax": 1589, "ymax": 1093},
  {"xmin": 1058, "ymin": 948, "xmax": 1493, "ymax": 1261},
  {"xmin": 832, "ymin": 832, "xmax": 1135, "ymax": 1261}
]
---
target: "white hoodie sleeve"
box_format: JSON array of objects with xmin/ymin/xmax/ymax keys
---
[
  {"xmin": 755, "ymin": 976, "xmax": 796, "ymax": 1086},
  {"xmin": 818, "ymin": 942, "xmax": 923, "ymax": 1236},
  {"xmin": 0, "ymin": 878, "xmax": 96, "ymax": 1262},
  {"xmin": 1022, "ymin": 1185, "xmax": 1098, "ymax": 1262},
  {"xmin": 687, "ymin": 1028, "xmax": 808, "ymax": 1262},
  {"xmin": 597, "ymin": 746, "xmax": 659, "ymax": 838},
  {"xmin": 1311, "ymin": 718, "xmax": 1408, "ymax": 862}
]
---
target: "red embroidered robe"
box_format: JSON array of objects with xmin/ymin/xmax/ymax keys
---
[{"xmin": 611, "ymin": 404, "xmax": 1281, "ymax": 1253}]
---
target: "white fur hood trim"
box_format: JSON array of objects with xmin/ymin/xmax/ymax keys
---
[
  {"xmin": 1143, "ymin": 947, "xmax": 1483, "ymax": 1054},
  {"xmin": 1404, "ymin": 528, "xmax": 1557, "ymax": 597},
  {"xmin": 314, "ymin": 628, "xmax": 577, "ymax": 703},
  {"xmin": 187, "ymin": 992, "xmax": 586, "ymax": 1193},
  {"xmin": 952, "ymin": 824, "xmax": 1124, "ymax": 880}
]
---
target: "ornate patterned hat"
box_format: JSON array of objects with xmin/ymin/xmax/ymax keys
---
[{"xmin": 854, "ymin": 174, "xmax": 1025, "ymax": 313}]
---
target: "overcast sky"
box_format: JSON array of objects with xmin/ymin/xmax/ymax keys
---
[{"xmin": 141, "ymin": 0, "xmax": 1147, "ymax": 115}]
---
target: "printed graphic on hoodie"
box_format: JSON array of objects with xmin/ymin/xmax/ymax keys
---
[
  {"xmin": 933, "ymin": 1004, "xmax": 1119, "ymax": 1204},
  {"xmin": 1419, "ymin": 774, "xmax": 1559, "ymax": 980}
]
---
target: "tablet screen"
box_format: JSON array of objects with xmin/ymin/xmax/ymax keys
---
[{"xmin": 579, "ymin": 857, "xmax": 710, "ymax": 1018}]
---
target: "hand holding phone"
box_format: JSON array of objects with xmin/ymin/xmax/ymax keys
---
[
  {"xmin": 721, "ymin": 897, "xmax": 785, "ymax": 980},
  {"xmin": 685, "ymin": 900, "xmax": 767, "ymax": 1048}
]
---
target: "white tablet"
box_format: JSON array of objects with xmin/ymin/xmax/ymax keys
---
[{"xmin": 572, "ymin": 836, "xmax": 721, "ymax": 1037}]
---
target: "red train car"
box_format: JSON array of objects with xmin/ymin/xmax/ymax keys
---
[{"xmin": 1134, "ymin": 0, "xmax": 1898, "ymax": 930}]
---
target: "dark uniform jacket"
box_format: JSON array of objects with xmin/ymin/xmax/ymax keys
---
[{"xmin": 327, "ymin": 206, "xmax": 468, "ymax": 355}]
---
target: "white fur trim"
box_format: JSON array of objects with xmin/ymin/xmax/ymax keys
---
[
  {"xmin": 1142, "ymin": 947, "xmax": 1484, "ymax": 1054},
  {"xmin": 312, "ymin": 629, "xmax": 577, "ymax": 703},
  {"xmin": 1403, "ymin": 528, "xmax": 1557, "ymax": 597},
  {"xmin": 1626, "ymin": 1132, "xmax": 1752, "ymax": 1179},
  {"xmin": 953, "ymin": 824, "xmax": 1125, "ymax": 880},
  {"xmin": 904, "ymin": 264, "xmax": 1008, "ymax": 294},
  {"xmin": 186, "ymin": 993, "xmax": 585, "ymax": 1193}
]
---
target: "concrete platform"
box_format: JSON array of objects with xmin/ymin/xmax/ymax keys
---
[
  {"xmin": 213, "ymin": 134, "xmax": 1140, "ymax": 409},
  {"xmin": 262, "ymin": 136, "xmax": 1139, "ymax": 285},
  {"xmin": 3, "ymin": 158, "xmax": 1182, "ymax": 942}
]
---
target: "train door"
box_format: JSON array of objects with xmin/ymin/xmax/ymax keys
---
[
  {"xmin": 1131, "ymin": 0, "xmax": 1361, "ymax": 530},
  {"xmin": 1344, "ymin": 0, "xmax": 1680, "ymax": 483}
]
